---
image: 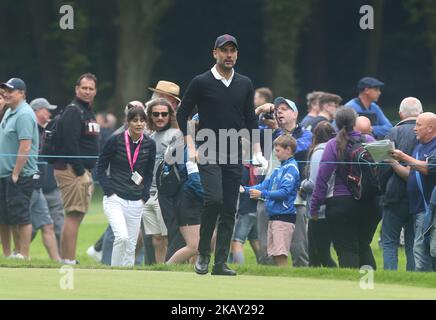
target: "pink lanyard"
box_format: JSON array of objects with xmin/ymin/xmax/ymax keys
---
[{"xmin": 124, "ymin": 130, "xmax": 143, "ymax": 172}]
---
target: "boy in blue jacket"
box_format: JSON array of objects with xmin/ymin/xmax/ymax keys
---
[{"xmin": 243, "ymin": 134, "xmax": 300, "ymax": 266}]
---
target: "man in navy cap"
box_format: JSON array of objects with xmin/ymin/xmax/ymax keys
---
[
  {"xmin": 177, "ymin": 34, "xmax": 267, "ymax": 276},
  {"xmin": 0, "ymin": 78, "xmax": 39, "ymax": 259},
  {"xmin": 345, "ymin": 77, "xmax": 392, "ymax": 139}
]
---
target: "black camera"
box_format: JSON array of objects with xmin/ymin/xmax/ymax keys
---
[{"xmin": 261, "ymin": 111, "xmax": 275, "ymax": 120}]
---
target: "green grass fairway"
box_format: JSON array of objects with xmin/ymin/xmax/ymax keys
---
[
  {"xmin": 1, "ymin": 268, "xmax": 436, "ymax": 300},
  {"xmin": 2, "ymin": 186, "xmax": 436, "ymax": 300}
]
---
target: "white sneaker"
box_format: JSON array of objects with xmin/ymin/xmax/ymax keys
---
[
  {"xmin": 86, "ymin": 245, "xmax": 102, "ymax": 262},
  {"xmin": 61, "ymin": 259, "xmax": 77, "ymax": 265},
  {"xmin": 7, "ymin": 253, "xmax": 26, "ymax": 260}
]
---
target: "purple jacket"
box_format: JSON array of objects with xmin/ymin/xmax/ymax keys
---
[{"xmin": 310, "ymin": 131, "xmax": 375, "ymax": 217}]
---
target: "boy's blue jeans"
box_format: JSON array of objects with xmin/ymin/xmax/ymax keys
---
[{"xmin": 413, "ymin": 211, "xmax": 436, "ymax": 272}]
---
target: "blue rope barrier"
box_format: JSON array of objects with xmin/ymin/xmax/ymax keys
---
[
  {"xmin": 0, "ymin": 153, "xmax": 99, "ymax": 159},
  {"xmin": 1, "ymin": 153, "xmax": 434, "ymax": 167}
]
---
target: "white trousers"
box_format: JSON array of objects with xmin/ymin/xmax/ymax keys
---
[{"xmin": 103, "ymin": 194, "xmax": 143, "ymax": 267}]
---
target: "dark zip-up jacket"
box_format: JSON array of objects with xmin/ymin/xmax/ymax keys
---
[
  {"xmin": 37, "ymin": 125, "xmax": 58, "ymax": 192},
  {"xmin": 55, "ymin": 97, "xmax": 100, "ymax": 176},
  {"xmin": 97, "ymin": 131, "xmax": 156, "ymax": 202},
  {"xmin": 380, "ymin": 118, "xmax": 418, "ymax": 205}
]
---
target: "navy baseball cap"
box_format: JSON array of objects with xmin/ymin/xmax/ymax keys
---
[
  {"xmin": 0, "ymin": 78, "xmax": 26, "ymax": 91},
  {"xmin": 357, "ymin": 77, "xmax": 384, "ymax": 91},
  {"xmin": 214, "ymin": 34, "xmax": 238, "ymax": 49},
  {"xmin": 274, "ymin": 97, "xmax": 298, "ymax": 113}
]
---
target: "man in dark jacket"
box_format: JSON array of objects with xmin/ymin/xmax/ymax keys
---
[
  {"xmin": 54, "ymin": 73, "xmax": 100, "ymax": 265},
  {"xmin": 381, "ymin": 97, "xmax": 422, "ymax": 271},
  {"xmin": 390, "ymin": 111, "xmax": 436, "ymax": 271}
]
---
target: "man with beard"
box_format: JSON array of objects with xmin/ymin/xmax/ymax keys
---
[{"xmin": 177, "ymin": 34, "xmax": 266, "ymax": 275}]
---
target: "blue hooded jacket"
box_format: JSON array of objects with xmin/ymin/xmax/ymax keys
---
[
  {"xmin": 175, "ymin": 147, "xmax": 204, "ymax": 202},
  {"xmin": 245, "ymin": 157, "xmax": 300, "ymax": 217}
]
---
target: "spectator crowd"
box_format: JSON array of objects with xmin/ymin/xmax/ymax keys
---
[{"xmin": 0, "ymin": 34, "xmax": 435, "ymax": 274}]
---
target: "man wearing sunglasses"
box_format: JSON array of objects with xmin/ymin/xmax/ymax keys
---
[
  {"xmin": 144, "ymin": 98, "xmax": 183, "ymax": 263},
  {"xmin": 177, "ymin": 34, "xmax": 267, "ymax": 276}
]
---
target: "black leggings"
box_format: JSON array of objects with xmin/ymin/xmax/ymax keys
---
[
  {"xmin": 325, "ymin": 196, "xmax": 381, "ymax": 269},
  {"xmin": 308, "ymin": 218, "xmax": 337, "ymax": 268}
]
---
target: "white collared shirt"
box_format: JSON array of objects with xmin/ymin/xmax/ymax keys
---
[
  {"xmin": 127, "ymin": 130, "xmax": 141, "ymax": 144},
  {"xmin": 211, "ymin": 65, "xmax": 234, "ymax": 87}
]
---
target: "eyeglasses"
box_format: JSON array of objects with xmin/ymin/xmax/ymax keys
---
[{"xmin": 152, "ymin": 112, "xmax": 169, "ymax": 118}]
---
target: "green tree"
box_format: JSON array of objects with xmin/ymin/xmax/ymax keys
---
[
  {"xmin": 262, "ymin": 0, "xmax": 312, "ymax": 98},
  {"xmin": 404, "ymin": 0, "xmax": 436, "ymax": 85},
  {"xmin": 365, "ymin": 0, "xmax": 385, "ymax": 76},
  {"xmin": 113, "ymin": 0, "xmax": 175, "ymax": 111}
]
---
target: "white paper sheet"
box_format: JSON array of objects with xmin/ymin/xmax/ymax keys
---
[{"xmin": 363, "ymin": 139, "xmax": 395, "ymax": 163}]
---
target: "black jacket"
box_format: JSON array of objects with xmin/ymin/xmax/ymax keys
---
[
  {"xmin": 97, "ymin": 132, "xmax": 156, "ymax": 202},
  {"xmin": 380, "ymin": 119, "xmax": 418, "ymax": 205},
  {"xmin": 37, "ymin": 125, "xmax": 58, "ymax": 192},
  {"xmin": 55, "ymin": 98, "xmax": 100, "ymax": 176}
]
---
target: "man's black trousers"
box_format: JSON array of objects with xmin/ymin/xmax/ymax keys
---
[{"xmin": 198, "ymin": 163, "xmax": 243, "ymax": 264}]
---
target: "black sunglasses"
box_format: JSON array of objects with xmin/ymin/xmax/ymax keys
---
[
  {"xmin": 152, "ymin": 112, "xmax": 169, "ymax": 118},
  {"xmin": 127, "ymin": 103, "xmax": 143, "ymax": 109}
]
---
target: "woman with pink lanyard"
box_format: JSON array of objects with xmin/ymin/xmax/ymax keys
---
[{"xmin": 97, "ymin": 106, "xmax": 156, "ymax": 267}]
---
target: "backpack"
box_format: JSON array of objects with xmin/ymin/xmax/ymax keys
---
[
  {"xmin": 41, "ymin": 103, "xmax": 83, "ymax": 163},
  {"xmin": 244, "ymin": 164, "xmax": 258, "ymax": 187},
  {"xmin": 155, "ymin": 159, "xmax": 186, "ymax": 197},
  {"xmin": 343, "ymin": 137, "xmax": 382, "ymax": 201}
]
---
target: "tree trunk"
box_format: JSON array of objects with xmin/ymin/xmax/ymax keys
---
[
  {"xmin": 421, "ymin": 1, "xmax": 436, "ymax": 85},
  {"xmin": 262, "ymin": 0, "xmax": 312, "ymax": 98},
  {"xmin": 303, "ymin": 0, "xmax": 327, "ymax": 89},
  {"xmin": 403, "ymin": 0, "xmax": 436, "ymax": 86},
  {"xmin": 27, "ymin": 0, "xmax": 62, "ymax": 101},
  {"xmin": 114, "ymin": 0, "xmax": 174, "ymax": 113},
  {"xmin": 365, "ymin": 0, "xmax": 385, "ymax": 75}
]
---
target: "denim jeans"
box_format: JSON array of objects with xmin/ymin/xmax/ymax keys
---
[
  {"xmin": 232, "ymin": 213, "xmax": 258, "ymax": 244},
  {"xmin": 30, "ymin": 189, "xmax": 53, "ymax": 232},
  {"xmin": 101, "ymin": 225, "xmax": 114, "ymax": 265},
  {"xmin": 430, "ymin": 205, "xmax": 436, "ymax": 257},
  {"xmin": 256, "ymin": 201, "xmax": 269, "ymax": 262},
  {"xmin": 43, "ymin": 188, "xmax": 65, "ymax": 247},
  {"xmin": 289, "ymin": 205, "xmax": 309, "ymax": 267},
  {"xmin": 382, "ymin": 203, "xmax": 415, "ymax": 271},
  {"xmin": 414, "ymin": 211, "xmax": 436, "ymax": 272}
]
